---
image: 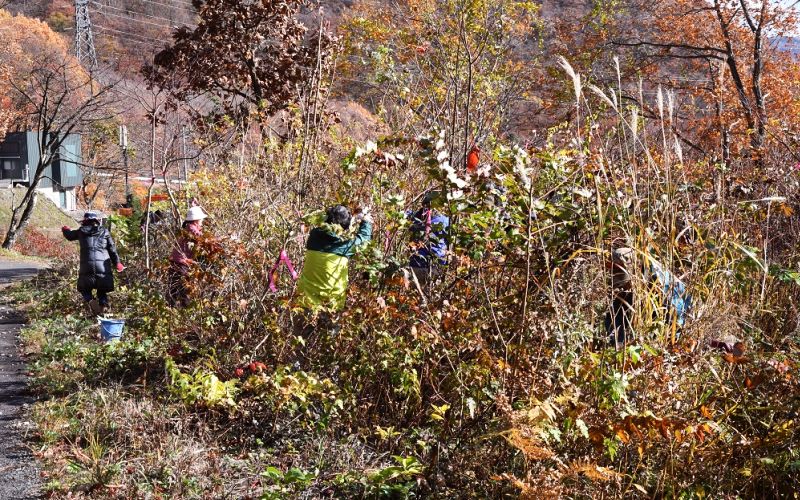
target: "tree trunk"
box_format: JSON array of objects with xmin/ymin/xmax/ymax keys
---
[
  {"xmin": 144, "ymin": 107, "xmax": 158, "ymax": 272},
  {"xmin": 2, "ymin": 189, "xmax": 39, "ymax": 249},
  {"xmin": 749, "ymin": 3, "xmax": 768, "ymax": 166},
  {"xmin": 2, "ymin": 148, "xmax": 52, "ymax": 249},
  {"xmin": 715, "ymin": 0, "xmax": 764, "ymax": 166}
]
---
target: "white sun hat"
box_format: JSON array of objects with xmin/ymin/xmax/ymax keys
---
[{"xmin": 185, "ymin": 206, "xmax": 209, "ymax": 222}]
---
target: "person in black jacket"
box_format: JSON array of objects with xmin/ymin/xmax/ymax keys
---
[{"xmin": 62, "ymin": 211, "xmax": 124, "ymax": 315}]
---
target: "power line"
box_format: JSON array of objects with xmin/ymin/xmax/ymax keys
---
[
  {"xmin": 94, "ymin": 23, "xmax": 165, "ymax": 43},
  {"xmin": 96, "ymin": 31, "xmax": 159, "ymax": 49},
  {"xmin": 89, "ymin": 4, "xmax": 345, "ymax": 50},
  {"xmin": 94, "ymin": 32, "xmax": 162, "ymax": 56},
  {"xmin": 140, "ymin": 0, "xmax": 197, "ymax": 13},
  {"xmin": 90, "ymin": 1, "xmax": 196, "ymax": 28},
  {"xmin": 137, "ymin": 0, "xmax": 195, "ymax": 7},
  {"xmin": 97, "ymin": 25, "xmax": 159, "ymax": 42},
  {"xmin": 92, "ymin": 7, "xmax": 176, "ymax": 29},
  {"xmin": 94, "ymin": 25, "xmax": 156, "ymax": 43},
  {"xmin": 104, "ymin": 0, "xmax": 197, "ymax": 14}
]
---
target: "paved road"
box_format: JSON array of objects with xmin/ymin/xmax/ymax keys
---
[{"xmin": 0, "ymin": 260, "xmax": 45, "ymax": 499}]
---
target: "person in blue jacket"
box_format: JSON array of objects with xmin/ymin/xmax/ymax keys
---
[{"xmin": 407, "ymin": 191, "xmax": 450, "ymax": 285}]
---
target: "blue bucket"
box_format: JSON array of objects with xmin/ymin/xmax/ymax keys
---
[{"xmin": 99, "ymin": 318, "xmax": 125, "ymax": 342}]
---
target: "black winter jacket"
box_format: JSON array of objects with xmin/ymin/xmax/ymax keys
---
[{"xmin": 63, "ymin": 224, "xmax": 120, "ymax": 292}]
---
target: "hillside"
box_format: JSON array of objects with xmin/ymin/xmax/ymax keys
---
[
  {"xmin": 4, "ymin": 0, "xmax": 590, "ymax": 71},
  {"xmin": 8, "ymin": 0, "xmax": 797, "ymax": 70},
  {"xmin": 6, "ymin": 0, "xmax": 194, "ymax": 67},
  {"xmin": 0, "ymin": 188, "xmax": 77, "ymax": 260},
  {"xmin": 0, "ymin": 188, "xmax": 75, "ymax": 231}
]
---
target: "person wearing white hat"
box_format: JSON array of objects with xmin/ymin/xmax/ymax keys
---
[
  {"xmin": 185, "ymin": 206, "xmax": 208, "ymax": 223},
  {"xmin": 167, "ymin": 206, "xmax": 209, "ymax": 306}
]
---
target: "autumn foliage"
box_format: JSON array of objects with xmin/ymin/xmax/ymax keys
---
[{"xmin": 0, "ymin": 9, "xmax": 75, "ymax": 138}]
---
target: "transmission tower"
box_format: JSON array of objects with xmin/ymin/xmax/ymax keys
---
[{"xmin": 75, "ymin": 0, "xmax": 98, "ymax": 68}]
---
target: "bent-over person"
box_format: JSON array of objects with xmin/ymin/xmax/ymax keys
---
[{"xmin": 296, "ymin": 205, "xmax": 373, "ymax": 311}]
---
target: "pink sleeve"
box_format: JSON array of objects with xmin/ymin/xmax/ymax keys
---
[{"xmin": 170, "ymin": 237, "xmax": 192, "ymax": 265}]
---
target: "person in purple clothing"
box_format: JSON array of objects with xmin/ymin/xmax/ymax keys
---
[{"xmin": 407, "ymin": 191, "xmax": 450, "ymax": 285}]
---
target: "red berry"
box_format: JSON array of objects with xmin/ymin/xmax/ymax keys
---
[
  {"xmin": 248, "ymin": 362, "xmax": 257, "ymax": 372},
  {"xmin": 234, "ymin": 368, "xmax": 244, "ymax": 377}
]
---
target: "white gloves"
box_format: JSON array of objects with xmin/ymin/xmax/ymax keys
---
[{"xmin": 358, "ymin": 206, "xmax": 374, "ymax": 224}]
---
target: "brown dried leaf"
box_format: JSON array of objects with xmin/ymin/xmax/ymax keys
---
[
  {"xmin": 505, "ymin": 428, "xmax": 554, "ymax": 460},
  {"xmin": 565, "ymin": 460, "xmax": 623, "ymax": 482}
]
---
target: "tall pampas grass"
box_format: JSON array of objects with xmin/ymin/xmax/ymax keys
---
[{"xmin": 558, "ymin": 56, "xmax": 583, "ymax": 144}]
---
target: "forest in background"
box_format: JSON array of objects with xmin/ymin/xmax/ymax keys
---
[{"xmin": 2, "ymin": 0, "xmax": 800, "ymax": 497}]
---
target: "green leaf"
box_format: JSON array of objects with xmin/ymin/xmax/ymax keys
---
[
  {"xmin": 769, "ymin": 265, "xmax": 800, "ymax": 285},
  {"xmin": 262, "ymin": 466, "xmax": 283, "ymax": 480}
]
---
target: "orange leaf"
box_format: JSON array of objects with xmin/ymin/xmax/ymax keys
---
[
  {"xmin": 723, "ymin": 353, "xmax": 749, "ymax": 364},
  {"xmin": 745, "ymin": 373, "xmax": 763, "ymax": 390},
  {"xmin": 695, "ymin": 427, "xmax": 705, "ymax": 442},
  {"xmin": 466, "ymin": 145, "xmax": 480, "ymax": 173}
]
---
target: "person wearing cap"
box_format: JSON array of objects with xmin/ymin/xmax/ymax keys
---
[
  {"xmin": 406, "ymin": 191, "xmax": 449, "ymax": 286},
  {"xmin": 167, "ymin": 206, "xmax": 209, "ymax": 307},
  {"xmin": 62, "ymin": 211, "xmax": 124, "ymax": 316},
  {"xmin": 605, "ymin": 247, "xmax": 635, "ymax": 349},
  {"xmin": 604, "ymin": 246, "xmax": 692, "ymax": 348},
  {"xmin": 296, "ymin": 205, "xmax": 373, "ymax": 310}
]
